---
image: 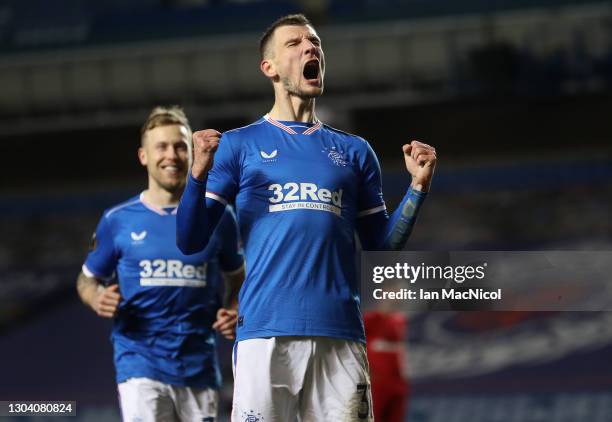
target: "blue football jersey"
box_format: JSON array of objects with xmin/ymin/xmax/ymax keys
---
[
  {"xmin": 83, "ymin": 193, "xmax": 243, "ymax": 388},
  {"xmin": 205, "ymin": 115, "xmax": 386, "ymax": 343}
]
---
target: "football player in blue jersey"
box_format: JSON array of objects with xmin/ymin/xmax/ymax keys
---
[
  {"xmin": 177, "ymin": 14, "xmax": 436, "ymax": 422},
  {"xmin": 77, "ymin": 106, "xmax": 245, "ymax": 422}
]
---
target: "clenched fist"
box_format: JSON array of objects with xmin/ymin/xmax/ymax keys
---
[
  {"xmin": 191, "ymin": 129, "xmax": 222, "ymax": 180},
  {"xmin": 403, "ymin": 140, "xmax": 437, "ymax": 192}
]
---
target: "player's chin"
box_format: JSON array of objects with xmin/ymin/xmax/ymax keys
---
[
  {"xmin": 299, "ymin": 85, "xmax": 324, "ymax": 98},
  {"xmin": 160, "ymin": 177, "xmax": 186, "ymax": 192}
]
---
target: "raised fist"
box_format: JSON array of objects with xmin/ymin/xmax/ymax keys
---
[
  {"xmin": 191, "ymin": 129, "xmax": 222, "ymax": 180},
  {"xmin": 403, "ymin": 140, "xmax": 437, "ymax": 192}
]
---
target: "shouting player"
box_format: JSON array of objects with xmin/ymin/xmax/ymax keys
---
[
  {"xmin": 177, "ymin": 14, "xmax": 436, "ymax": 422},
  {"xmin": 77, "ymin": 106, "xmax": 245, "ymax": 422}
]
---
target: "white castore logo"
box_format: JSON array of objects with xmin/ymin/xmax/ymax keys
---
[
  {"xmin": 260, "ymin": 150, "xmax": 278, "ymax": 159},
  {"xmin": 131, "ymin": 231, "xmax": 147, "ymax": 241},
  {"xmin": 268, "ymin": 182, "xmax": 343, "ymax": 216}
]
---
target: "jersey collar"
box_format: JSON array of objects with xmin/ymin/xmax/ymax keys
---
[
  {"xmin": 263, "ymin": 114, "xmax": 322, "ymax": 135},
  {"xmin": 139, "ymin": 192, "xmax": 178, "ymax": 216}
]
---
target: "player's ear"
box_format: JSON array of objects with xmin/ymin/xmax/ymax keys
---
[
  {"xmin": 260, "ymin": 58, "xmax": 277, "ymax": 80},
  {"xmin": 138, "ymin": 146, "xmax": 147, "ymax": 166}
]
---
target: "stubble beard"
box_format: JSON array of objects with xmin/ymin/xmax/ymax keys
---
[
  {"xmin": 281, "ymin": 75, "xmax": 323, "ymax": 99},
  {"xmin": 152, "ymin": 171, "xmax": 186, "ymax": 196}
]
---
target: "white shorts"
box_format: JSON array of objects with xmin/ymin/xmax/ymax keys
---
[
  {"xmin": 118, "ymin": 377, "xmax": 218, "ymax": 422},
  {"xmin": 231, "ymin": 337, "xmax": 374, "ymax": 422}
]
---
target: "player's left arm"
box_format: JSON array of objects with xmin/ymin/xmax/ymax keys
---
[
  {"xmin": 356, "ymin": 140, "xmax": 436, "ymax": 250},
  {"xmin": 212, "ymin": 207, "xmax": 245, "ymax": 340},
  {"xmin": 78, "ymin": 214, "xmax": 123, "ymax": 316}
]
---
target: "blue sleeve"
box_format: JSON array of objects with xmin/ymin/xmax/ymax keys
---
[
  {"xmin": 177, "ymin": 132, "xmax": 240, "ymax": 254},
  {"xmin": 356, "ymin": 141, "xmax": 385, "ymax": 216},
  {"xmin": 355, "ymin": 141, "xmax": 427, "ymax": 250},
  {"xmin": 82, "ymin": 215, "xmax": 118, "ymax": 281},
  {"xmin": 207, "ymin": 131, "xmax": 241, "ymax": 203},
  {"xmin": 216, "ymin": 206, "xmax": 244, "ymax": 273},
  {"xmin": 358, "ymin": 187, "xmax": 427, "ymax": 250}
]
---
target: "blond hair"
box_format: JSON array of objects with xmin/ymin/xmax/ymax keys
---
[{"xmin": 140, "ymin": 106, "xmax": 192, "ymax": 145}]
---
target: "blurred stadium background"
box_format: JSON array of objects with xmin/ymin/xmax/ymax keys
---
[{"xmin": 0, "ymin": 0, "xmax": 611, "ymax": 420}]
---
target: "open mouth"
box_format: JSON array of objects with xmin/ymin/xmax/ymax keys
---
[{"xmin": 303, "ymin": 60, "xmax": 320, "ymax": 81}]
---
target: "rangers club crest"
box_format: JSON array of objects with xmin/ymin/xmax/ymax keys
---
[
  {"xmin": 322, "ymin": 146, "xmax": 348, "ymax": 166},
  {"xmin": 242, "ymin": 411, "xmax": 264, "ymax": 422}
]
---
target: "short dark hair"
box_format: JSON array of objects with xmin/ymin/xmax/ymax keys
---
[
  {"xmin": 140, "ymin": 106, "xmax": 191, "ymax": 145},
  {"xmin": 259, "ymin": 14, "xmax": 311, "ymax": 59}
]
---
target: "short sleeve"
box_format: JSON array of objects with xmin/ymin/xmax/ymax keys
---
[
  {"xmin": 206, "ymin": 131, "xmax": 240, "ymax": 205},
  {"xmin": 357, "ymin": 141, "xmax": 386, "ymax": 218},
  {"xmin": 82, "ymin": 215, "xmax": 118, "ymax": 281},
  {"xmin": 216, "ymin": 206, "xmax": 244, "ymax": 274}
]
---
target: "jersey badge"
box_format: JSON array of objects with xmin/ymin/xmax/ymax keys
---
[
  {"xmin": 322, "ymin": 146, "xmax": 348, "ymax": 167},
  {"xmin": 242, "ymin": 411, "xmax": 263, "ymax": 422},
  {"xmin": 88, "ymin": 232, "xmax": 97, "ymax": 251}
]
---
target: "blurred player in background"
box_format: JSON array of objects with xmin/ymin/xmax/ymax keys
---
[
  {"xmin": 77, "ymin": 106, "xmax": 245, "ymax": 422},
  {"xmin": 177, "ymin": 14, "xmax": 436, "ymax": 421},
  {"xmin": 364, "ymin": 307, "xmax": 410, "ymax": 422}
]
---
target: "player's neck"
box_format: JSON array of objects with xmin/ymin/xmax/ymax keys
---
[
  {"xmin": 268, "ymin": 94, "xmax": 317, "ymax": 123},
  {"xmin": 142, "ymin": 185, "xmax": 182, "ymax": 208}
]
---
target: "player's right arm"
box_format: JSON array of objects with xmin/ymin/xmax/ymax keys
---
[
  {"xmin": 78, "ymin": 214, "xmax": 121, "ymax": 318},
  {"xmin": 76, "ymin": 273, "xmax": 121, "ymax": 318},
  {"xmin": 177, "ymin": 129, "xmax": 238, "ymax": 254},
  {"xmin": 212, "ymin": 207, "xmax": 245, "ymax": 339}
]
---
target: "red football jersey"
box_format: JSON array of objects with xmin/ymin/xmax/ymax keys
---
[
  {"xmin": 365, "ymin": 311, "xmax": 409, "ymax": 422},
  {"xmin": 364, "ymin": 311, "xmax": 408, "ymax": 381}
]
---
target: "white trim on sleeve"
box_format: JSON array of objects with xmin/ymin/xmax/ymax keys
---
[
  {"xmin": 205, "ymin": 192, "xmax": 228, "ymax": 206},
  {"xmin": 82, "ymin": 264, "xmax": 114, "ymax": 282}
]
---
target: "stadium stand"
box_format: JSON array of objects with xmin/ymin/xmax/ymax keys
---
[{"xmin": 1, "ymin": 1, "xmax": 611, "ymax": 420}]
